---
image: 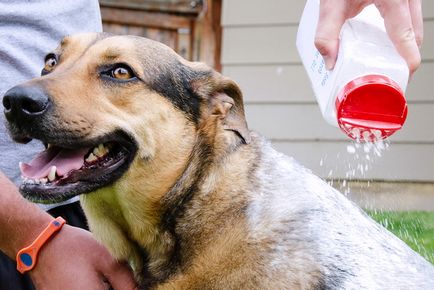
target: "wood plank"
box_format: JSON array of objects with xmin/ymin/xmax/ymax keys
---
[
  {"xmin": 271, "ymin": 141, "xmax": 434, "ymax": 181},
  {"xmin": 102, "ymin": 23, "xmax": 179, "ymax": 53},
  {"xmin": 100, "ymin": 0, "xmax": 203, "ymax": 15},
  {"xmin": 222, "ymin": 26, "xmax": 299, "ymax": 64},
  {"xmin": 124, "ymin": 25, "xmax": 146, "ymax": 36},
  {"xmin": 422, "ymin": 1, "xmax": 434, "ymax": 19},
  {"xmin": 102, "ymin": 22, "xmax": 130, "ymax": 35},
  {"xmin": 222, "ymin": 0, "xmax": 434, "ymax": 26},
  {"xmin": 245, "ymin": 103, "xmax": 339, "ymax": 140},
  {"xmin": 244, "ymin": 103, "xmax": 434, "ymax": 142},
  {"xmin": 407, "ymin": 62, "xmax": 434, "ymax": 101},
  {"xmin": 420, "ymin": 20, "xmax": 434, "ymax": 61},
  {"xmin": 223, "ymin": 62, "xmax": 434, "ymax": 103},
  {"xmin": 222, "ymin": 0, "xmax": 305, "ymax": 26},
  {"xmin": 223, "ymin": 65, "xmax": 314, "ymax": 103},
  {"xmin": 222, "ymin": 21, "xmax": 434, "ymax": 65},
  {"xmin": 145, "ymin": 28, "xmax": 177, "ymax": 50},
  {"xmin": 196, "ymin": 0, "xmax": 222, "ymax": 70},
  {"xmin": 100, "ymin": 6, "xmax": 192, "ymax": 30}
]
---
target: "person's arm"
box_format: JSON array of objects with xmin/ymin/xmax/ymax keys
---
[
  {"xmin": 0, "ymin": 172, "xmax": 137, "ymax": 290},
  {"xmin": 314, "ymin": 0, "xmax": 423, "ymax": 75}
]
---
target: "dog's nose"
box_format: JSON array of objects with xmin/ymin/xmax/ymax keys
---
[{"xmin": 3, "ymin": 85, "xmax": 50, "ymax": 122}]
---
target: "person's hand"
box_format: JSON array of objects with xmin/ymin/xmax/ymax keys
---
[
  {"xmin": 315, "ymin": 0, "xmax": 423, "ymax": 75},
  {"xmin": 29, "ymin": 224, "xmax": 138, "ymax": 290}
]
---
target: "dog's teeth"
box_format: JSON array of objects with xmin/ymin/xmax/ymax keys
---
[
  {"xmin": 40, "ymin": 178, "xmax": 48, "ymax": 184},
  {"xmin": 27, "ymin": 178, "xmax": 38, "ymax": 184},
  {"xmin": 94, "ymin": 144, "xmax": 108, "ymax": 157},
  {"xmin": 47, "ymin": 144, "xmax": 52, "ymax": 149},
  {"xmin": 48, "ymin": 166, "xmax": 57, "ymax": 182},
  {"xmin": 99, "ymin": 144, "xmax": 107, "ymax": 155},
  {"xmin": 86, "ymin": 153, "xmax": 98, "ymax": 162},
  {"xmin": 93, "ymin": 147, "xmax": 101, "ymax": 157}
]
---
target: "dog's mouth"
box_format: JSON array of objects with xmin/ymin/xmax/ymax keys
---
[{"xmin": 19, "ymin": 132, "xmax": 137, "ymax": 203}]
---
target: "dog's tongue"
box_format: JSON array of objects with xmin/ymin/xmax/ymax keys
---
[{"xmin": 20, "ymin": 146, "xmax": 90, "ymax": 179}]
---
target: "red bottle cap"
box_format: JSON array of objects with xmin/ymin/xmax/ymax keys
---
[{"xmin": 335, "ymin": 74, "xmax": 407, "ymax": 141}]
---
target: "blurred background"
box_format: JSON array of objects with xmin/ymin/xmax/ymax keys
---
[{"xmin": 99, "ymin": 0, "xmax": 433, "ymax": 261}]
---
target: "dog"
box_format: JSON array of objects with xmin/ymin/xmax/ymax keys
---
[{"xmin": 3, "ymin": 33, "xmax": 434, "ymax": 289}]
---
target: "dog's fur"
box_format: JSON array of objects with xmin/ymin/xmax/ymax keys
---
[{"xmin": 5, "ymin": 33, "xmax": 434, "ymax": 289}]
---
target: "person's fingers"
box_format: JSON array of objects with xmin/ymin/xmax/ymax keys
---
[
  {"xmin": 375, "ymin": 0, "xmax": 421, "ymax": 74},
  {"xmin": 315, "ymin": 0, "xmax": 348, "ymax": 70},
  {"xmin": 102, "ymin": 259, "xmax": 138, "ymax": 290},
  {"xmin": 409, "ymin": 0, "xmax": 423, "ymax": 47}
]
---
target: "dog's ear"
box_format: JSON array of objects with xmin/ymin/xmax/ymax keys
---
[{"xmin": 193, "ymin": 71, "xmax": 251, "ymax": 144}]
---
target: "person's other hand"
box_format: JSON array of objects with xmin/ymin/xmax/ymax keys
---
[
  {"xmin": 29, "ymin": 224, "xmax": 138, "ymax": 290},
  {"xmin": 315, "ymin": 0, "xmax": 423, "ymax": 75}
]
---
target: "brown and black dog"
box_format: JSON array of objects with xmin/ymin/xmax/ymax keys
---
[{"xmin": 3, "ymin": 33, "xmax": 434, "ymax": 289}]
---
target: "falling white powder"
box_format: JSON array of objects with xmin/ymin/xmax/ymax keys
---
[
  {"xmin": 346, "ymin": 145, "xmax": 356, "ymax": 154},
  {"xmin": 320, "ymin": 129, "xmax": 391, "ymax": 196}
]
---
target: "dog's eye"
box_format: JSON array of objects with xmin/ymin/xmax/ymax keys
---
[
  {"xmin": 108, "ymin": 66, "xmax": 135, "ymax": 80},
  {"xmin": 100, "ymin": 64, "xmax": 137, "ymax": 82},
  {"xmin": 42, "ymin": 55, "xmax": 58, "ymax": 75},
  {"xmin": 44, "ymin": 57, "xmax": 57, "ymax": 71}
]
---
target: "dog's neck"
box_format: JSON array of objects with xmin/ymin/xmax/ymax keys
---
[
  {"xmin": 149, "ymin": 132, "xmax": 216, "ymax": 276},
  {"xmin": 81, "ymin": 124, "xmax": 251, "ymax": 284},
  {"xmin": 129, "ymin": 130, "xmax": 248, "ymax": 282}
]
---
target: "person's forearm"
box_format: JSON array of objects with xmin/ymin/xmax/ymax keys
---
[{"xmin": 0, "ymin": 171, "xmax": 52, "ymax": 258}]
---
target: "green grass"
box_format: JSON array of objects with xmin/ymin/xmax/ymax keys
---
[{"xmin": 367, "ymin": 211, "xmax": 434, "ymax": 264}]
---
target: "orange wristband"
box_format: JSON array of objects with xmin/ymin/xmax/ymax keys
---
[{"xmin": 16, "ymin": 217, "xmax": 66, "ymax": 273}]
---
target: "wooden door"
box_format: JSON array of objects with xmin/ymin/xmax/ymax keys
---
[{"xmin": 99, "ymin": 0, "xmax": 222, "ymax": 71}]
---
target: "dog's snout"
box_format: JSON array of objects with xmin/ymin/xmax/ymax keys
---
[{"xmin": 3, "ymin": 85, "xmax": 50, "ymax": 122}]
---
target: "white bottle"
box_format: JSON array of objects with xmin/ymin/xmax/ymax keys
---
[{"xmin": 296, "ymin": 0, "xmax": 409, "ymax": 141}]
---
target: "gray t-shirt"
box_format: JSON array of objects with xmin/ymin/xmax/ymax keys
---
[{"xmin": 0, "ymin": 0, "xmax": 102, "ymax": 209}]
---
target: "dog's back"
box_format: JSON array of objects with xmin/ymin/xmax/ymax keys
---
[
  {"xmin": 242, "ymin": 134, "xmax": 434, "ymax": 289},
  {"xmin": 162, "ymin": 133, "xmax": 434, "ymax": 289}
]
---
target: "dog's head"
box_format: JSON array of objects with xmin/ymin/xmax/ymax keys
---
[{"xmin": 3, "ymin": 33, "xmax": 250, "ymax": 203}]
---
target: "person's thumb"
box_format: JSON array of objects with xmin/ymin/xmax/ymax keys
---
[{"xmin": 103, "ymin": 259, "xmax": 138, "ymax": 290}]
